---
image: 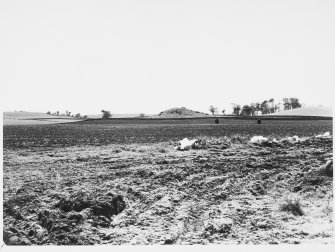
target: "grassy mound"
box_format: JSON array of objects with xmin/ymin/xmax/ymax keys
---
[{"xmin": 155, "ymin": 107, "xmax": 209, "ymax": 118}]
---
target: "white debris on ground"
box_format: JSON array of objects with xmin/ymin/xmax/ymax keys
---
[
  {"xmin": 249, "ymin": 136, "xmax": 269, "ymax": 144},
  {"xmin": 249, "ymin": 135, "xmax": 302, "ymax": 145},
  {"xmin": 272, "ymin": 138, "xmax": 279, "ymax": 143},
  {"xmin": 287, "ymin": 135, "xmax": 300, "ymax": 143},
  {"xmin": 178, "ymin": 132, "xmax": 331, "ymax": 150},
  {"xmin": 249, "ymin": 132, "xmax": 332, "ymax": 146},
  {"xmin": 174, "ymin": 138, "xmax": 197, "ymax": 150},
  {"xmin": 315, "ymin": 131, "xmax": 331, "ymax": 138}
]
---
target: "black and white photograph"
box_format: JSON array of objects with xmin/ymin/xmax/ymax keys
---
[{"xmin": 1, "ymin": 0, "xmax": 334, "ymax": 248}]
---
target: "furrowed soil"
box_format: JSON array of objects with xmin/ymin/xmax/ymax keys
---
[
  {"xmin": 3, "ymin": 119, "xmax": 332, "ymax": 149},
  {"xmin": 2, "ymin": 119, "xmax": 333, "ymax": 245}
]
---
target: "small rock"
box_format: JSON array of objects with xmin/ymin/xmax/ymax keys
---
[
  {"xmin": 215, "ymin": 192, "xmax": 228, "ymax": 200},
  {"xmin": 256, "ymin": 220, "xmax": 272, "ymax": 229},
  {"xmin": 91, "ymin": 195, "xmax": 126, "ymax": 218},
  {"xmin": 293, "ymin": 185, "xmax": 302, "ymax": 192},
  {"xmin": 163, "ymin": 239, "xmax": 175, "ymax": 244},
  {"xmin": 8, "ymin": 236, "xmax": 20, "ymax": 245},
  {"xmin": 98, "ymin": 215, "xmax": 110, "ymax": 223},
  {"xmin": 198, "ymin": 158, "xmax": 208, "ymax": 163},
  {"xmin": 49, "ymin": 223, "xmax": 71, "ymax": 233},
  {"xmin": 19, "ymin": 238, "xmax": 32, "ymax": 245},
  {"xmin": 9, "ymin": 227, "xmax": 19, "ymax": 234},
  {"xmin": 80, "ymin": 208, "xmax": 92, "ymax": 219},
  {"xmin": 204, "ymin": 218, "xmax": 233, "ymax": 236},
  {"xmin": 3, "ymin": 230, "xmax": 13, "ymax": 245},
  {"xmin": 325, "ymin": 160, "xmax": 333, "ymax": 177},
  {"xmin": 68, "ymin": 212, "xmax": 84, "ymax": 222},
  {"xmin": 27, "ymin": 229, "xmax": 35, "ymax": 237},
  {"xmin": 248, "ymin": 181, "xmax": 266, "ymax": 196},
  {"xmin": 36, "ymin": 228, "xmax": 48, "ymax": 239}
]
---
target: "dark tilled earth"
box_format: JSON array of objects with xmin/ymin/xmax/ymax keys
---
[
  {"xmin": 3, "ymin": 119, "xmax": 332, "ymax": 149},
  {"xmin": 2, "ymin": 136, "xmax": 333, "ymax": 245}
]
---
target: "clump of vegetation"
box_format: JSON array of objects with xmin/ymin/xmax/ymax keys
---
[
  {"xmin": 229, "ymin": 134, "xmax": 249, "ymax": 144},
  {"xmin": 101, "ymin": 110, "xmax": 111, "ymax": 119},
  {"xmin": 279, "ymin": 194, "xmax": 304, "ymax": 216}
]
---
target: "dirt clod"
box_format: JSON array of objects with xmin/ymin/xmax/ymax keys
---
[
  {"xmin": 204, "ymin": 219, "xmax": 233, "ymax": 237},
  {"xmin": 325, "ymin": 160, "xmax": 333, "ymax": 177}
]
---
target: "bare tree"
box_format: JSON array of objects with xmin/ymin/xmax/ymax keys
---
[
  {"xmin": 268, "ymin": 98, "xmax": 275, "ymax": 113},
  {"xmin": 209, "ymin": 106, "xmax": 216, "ymax": 115}
]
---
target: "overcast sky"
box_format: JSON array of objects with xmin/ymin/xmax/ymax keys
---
[{"xmin": 1, "ymin": 0, "xmax": 334, "ymax": 115}]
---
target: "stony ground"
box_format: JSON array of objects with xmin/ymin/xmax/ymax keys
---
[{"xmin": 2, "ymin": 135, "xmax": 333, "ymax": 245}]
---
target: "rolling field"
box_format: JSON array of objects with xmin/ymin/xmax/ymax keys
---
[
  {"xmin": 2, "ymin": 119, "xmax": 333, "ymax": 245},
  {"xmin": 3, "ymin": 112, "xmax": 83, "ymax": 125},
  {"xmin": 268, "ymin": 106, "xmax": 332, "ymax": 117}
]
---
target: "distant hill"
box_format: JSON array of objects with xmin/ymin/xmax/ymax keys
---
[
  {"xmin": 3, "ymin": 111, "xmax": 82, "ymax": 125},
  {"xmin": 86, "ymin": 113, "xmax": 155, "ymax": 119},
  {"xmin": 265, "ymin": 106, "xmax": 332, "ymax": 117},
  {"xmin": 4, "ymin": 111, "xmax": 60, "ymax": 119},
  {"xmin": 153, "ymin": 107, "xmax": 209, "ymax": 118}
]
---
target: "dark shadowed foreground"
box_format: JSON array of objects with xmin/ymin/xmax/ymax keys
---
[{"xmin": 3, "ymin": 131, "xmax": 333, "ymax": 245}]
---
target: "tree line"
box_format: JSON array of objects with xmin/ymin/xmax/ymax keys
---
[
  {"xmin": 209, "ymin": 97, "xmax": 302, "ymax": 116},
  {"xmin": 52, "ymin": 97, "xmax": 302, "ymax": 119},
  {"xmin": 46, "ymin": 110, "xmax": 87, "ymax": 119}
]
